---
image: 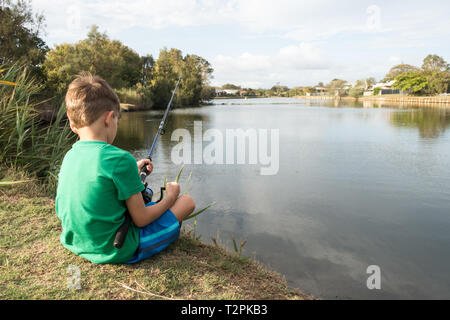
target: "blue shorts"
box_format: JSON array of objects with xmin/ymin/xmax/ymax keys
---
[{"xmin": 127, "ymin": 202, "xmax": 181, "ymax": 264}]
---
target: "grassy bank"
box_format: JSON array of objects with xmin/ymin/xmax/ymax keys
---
[
  {"xmin": 0, "ymin": 168, "xmax": 312, "ymax": 300},
  {"xmin": 120, "ymin": 103, "xmax": 148, "ymax": 112}
]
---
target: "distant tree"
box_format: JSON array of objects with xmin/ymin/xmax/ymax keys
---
[
  {"xmin": 150, "ymin": 48, "xmax": 181, "ymax": 108},
  {"xmin": 222, "ymin": 83, "xmax": 241, "ymax": 90},
  {"xmin": 422, "ymin": 54, "xmax": 449, "ymax": 72},
  {"xmin": 256, "ymin": 88, "xmax": 266, "ymax": 97},
  {"xmin": 305, "ymin": 86, "xmax": 315, "ymax": 94},
  {"xmin": 422, "ymin": 70, "xmax": 449, "ymax": 95},
  {"xmin": 349, "ymin": 87, "xmax": 364, "ymax": 98},
  {"xmin": 140, "ymin": 54, "xmax": 154, "ymax": 86},
  {"xmin": 384, "ymin": 64, "xmax": 419, "ymax": 82},
  {"xmin": 180, "ymin": 54, "xmax": 212, "ymax": 106},
  {"xmin": 355, "ymin": 78, "xmax": 376, "ymax": 90},
  {"xmin": 0, "ymin": 0, "xmax": 48, "ymax": 80},
  {"xmin": 201, "ymin": 85, "xmax": 216, "ymax": 102},
  {"xmin": 393, "ymin": 71, "xmax": 429, "ymax": 95},
  {"xmin": 327, "ymin": 79, "xmax": 347, "ymax": 96},
  {"xmin": 288, "ymin": 87, "xmax": 304, "ymax": 96},
  {"xmin": 151, "ymin": 48, "xmax": 213, "ymax": 108},
  {"xmin": 43, "ymin": 25, "xmax": 141, "ymax": 96}
]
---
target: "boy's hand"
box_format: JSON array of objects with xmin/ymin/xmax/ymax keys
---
[
  {"xmin": 137, "ymin": 159, "xmax": 153, "ymax": 174},
  {"xmin": 165, "ymin": 182, "xmax": 180, "ymax": 201}
]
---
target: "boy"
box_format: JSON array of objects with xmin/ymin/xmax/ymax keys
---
[{"xmin": 55, "ymin": 72, "xmax": 195, "ymax": 264}]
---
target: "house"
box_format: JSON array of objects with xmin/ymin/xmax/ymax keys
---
[
  {"xmin": 364, "ymin": 80, "xmax": 400, "ymax": 96},
  {"xmin": 223, "ymin": 89, "xmax": 240, "ymax": 95},
  {"xmin": 215, "ymin": 88, "xmax": 227, "ymax": 97},
  {"xmin": 216, "ymin": 88, "xmax": 240, "ymax": 97},
  {"xmin": 314, "ymin": 86, "xmax": 327, "ymax": 95},
  {"xmin": 373, "ymin": 80, "xmax": 400, "ymax": 95}
]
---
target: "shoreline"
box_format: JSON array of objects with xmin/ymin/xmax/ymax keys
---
[{"xmin": 293, "ymin": 95, "xmax": 450, "ymax": 107}]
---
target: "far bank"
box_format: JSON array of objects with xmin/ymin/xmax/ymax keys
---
[{"xmin": 294, "ymin": 95, "xmax": 450, "ymax": 107}]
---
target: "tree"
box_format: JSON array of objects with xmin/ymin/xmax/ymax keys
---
[
  {"xmin": 421, "ymin": 55, "xmax": 449, "ymax": 95},
  {"xmin": 222, "ymin": 84, "xmax": 241, "ymax": 90},
  {"xmin": 150, "ymin": 48, "xmax": 183, "ymax": 108},
  {"xmin": 0, "ymin": 0, "xmax": 48, "ymax": 80},
  {"xmin": 180, "ymin": 54, "xmax": 213, "ymax": 105},
  {"xmin": 200, "ymin": 86, "xmax": 216, "ymax": 102},
  {"xmin": 422, "ymin": 70, "xmax": 449, "ymax": 95},
  {"xmin": 327, "ymin": 78, "xmax": 347, "ymax": 96},
  {"xmin": 384, "ymin": 64, "xmax": 419, "ymax": 82},
  {"xmin": 393, "ymin": 71, "xmax": 429, "ymax": 95},
  {"xmin": 349, "ymin": 87, "xmax": 364, "ymax": 98},
  {"xmin": 422, "ymin": 54, "xmax": 449, "ymax": 72},
  {"xmin": 305, "ymin": 86, "xmax": 315, "ymax": 94},
  {"xmin": 43, "ymin": 25, "xmax": 142, "ymax": 97},
  {"xmin": 150, "ymin": 48, "xmax": 213, "ymax": 108},
  {"xmin": 355, "ymin": 77, "xmax": 376, "ymax": 90},
  {"xmin": 140, "ymin": 54, "xmax": 154, "ymax": 87}
]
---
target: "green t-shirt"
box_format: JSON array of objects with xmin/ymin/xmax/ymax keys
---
[{"xmin": 55, "ymin": 140, "xmax": 144, "ymax": 264}]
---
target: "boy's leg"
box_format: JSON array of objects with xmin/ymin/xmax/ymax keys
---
[{"xmin": 170, "ymin": 194, "xmax": 195, "ymax": 222}]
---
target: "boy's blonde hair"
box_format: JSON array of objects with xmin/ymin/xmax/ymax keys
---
[{"xmin": 65, "ymin": 72, "xmax": 121, "ymax": 128}]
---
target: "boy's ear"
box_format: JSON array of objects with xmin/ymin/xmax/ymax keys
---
[
  {"xmin": 69, "ymin": 121, "xmax": 79, "ymax": 135},
  {"xmin": 104, "ymin": 110, "xmax": 115, "ymax": 127}
]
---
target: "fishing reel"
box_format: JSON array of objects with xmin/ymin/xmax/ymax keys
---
[
  {"xmin": 140, "ymin": 158, "xmax": 165, "ymax": 204},
  {"xmin": 141, "ymin": 183, "xmax": 166, "ymax": 204},
  {"xmin": 141, "ymin": 184, "xmax": 153, "ymax": 203}
]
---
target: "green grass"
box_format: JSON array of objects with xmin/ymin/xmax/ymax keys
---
[{"xmin": 0, "ymin": 169, "xmax": 312, "ymax": 300}]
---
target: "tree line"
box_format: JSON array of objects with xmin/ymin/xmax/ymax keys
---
[
  {"xmin": 218, "ymin": 54, "xmax": 450, "ymax": 98},
  {"xmin": 389, "ymin": 55, "xmax": 449, "ymax": 96},
  {"xmin": 0, "ymin": 0, "xmax": 215, "ymax": 109}
]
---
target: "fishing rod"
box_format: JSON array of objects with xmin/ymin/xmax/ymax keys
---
[
  {"xmin": 140, "ymin": 73, "xmax": 183, "ymax": 183},
  {"xmin": 114, "ymin": 73, "xmax": 182, "ymax": 249}
]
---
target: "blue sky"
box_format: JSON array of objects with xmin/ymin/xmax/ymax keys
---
[{"xmin": 33, "ymin": 0, "xmax": 450, "ymax": 88}]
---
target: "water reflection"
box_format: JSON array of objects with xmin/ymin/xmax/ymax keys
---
[
  {"xmin": 115, "ymin": 108, "xmax": 212, "ymax": 152},
  {"xmin": 389, "ymin": 108, "xmax": 450, "ymax": 139}
]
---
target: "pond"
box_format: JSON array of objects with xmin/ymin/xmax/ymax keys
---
[{"xmin": 114, "ymin": 97, "xmax": 450, "ymax": 299}]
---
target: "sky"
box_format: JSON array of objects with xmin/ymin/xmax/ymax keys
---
[{"xmin": 32, "ymin": 0, "xmax": 450, "ymax": 89}]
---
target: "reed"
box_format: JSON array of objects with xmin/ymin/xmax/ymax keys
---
[
  {"xmin": 116, "ymin": 87, "xmax": 142, "ymax": 107},
  {"xmin": 173, "ymin": 165, "xmax": 215, "ymax": 222},
  {"xmin": 0, "ymin": 65, "xmax": 76, "ymax": 194}
]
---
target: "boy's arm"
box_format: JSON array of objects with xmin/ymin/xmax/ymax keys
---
[{"xmin": 126, "ymin": 182, "xmax": 180, "ymax": 227}]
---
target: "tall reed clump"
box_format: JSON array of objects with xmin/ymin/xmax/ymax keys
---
[{"xmin": 0, "ymin": 65, "xmax": 76, "ymax": 195}]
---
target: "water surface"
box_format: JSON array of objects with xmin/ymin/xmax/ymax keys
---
[{"xmin": 115, "ymin": 98, "xmax": 450, "ymax": 299}]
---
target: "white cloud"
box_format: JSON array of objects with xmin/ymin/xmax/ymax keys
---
[
  {"xmin": 276, "ymin": 42, "xmax": 329, "ymax": 70},
  {"xmin": 214, "ymin": 52, "xmax": 272, "ymax": 73},
  {"xmin": 211, "ymin": 42, "xmax": 332, "ymax": 88}
]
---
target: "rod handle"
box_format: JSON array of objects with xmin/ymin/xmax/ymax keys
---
[
  {"xmin": 113, "ymin": 212, "xmax": 130, "ymax": 249},
  {"xmin": 139, "ymin": 157, "xmax": 152, "ymax": 182}
]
